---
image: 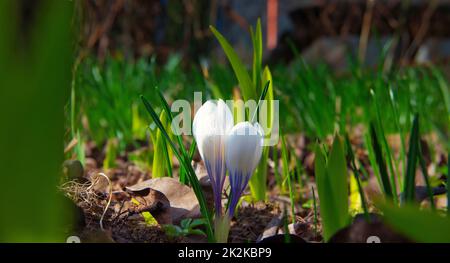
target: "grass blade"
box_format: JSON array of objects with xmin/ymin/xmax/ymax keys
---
[
  {"xmin": 345, "ymin": 134, "xmax": 370, "ymax": 221},
  {"xmin": 311, "ymin": 186, "xmax": 318, "ymax": 237},
  {"xmin": 389, "ymin": 87, "xmax": 406, "ymax": 189},
  {"xmin": 364, "ymin": 133, "xmax": 382, "ymax": 191},
  {"xmin": 156, "ymin": 87, "xmax": 190, "ymax": 183},
  {"xmin": 249, "ymin": 75, "xmax": 272, "ymax": 200},
  {"xmin": 294, "ymin": 150, "xmax": 304, "ymax": 192},
  {"xmin": 314, "ymin": 144, "xmax": 335, "ymax": 241},
  {"xmin": 210, "ymin": 26, "xmax": 256, "ymax": 101},
  {"xmin": 273, "ymin": 142, "xmax": 282, "ymax": 189},
  {"xmin": 142, "ymin": 95, "xmax": 181, "ymax": 159},
  {"xmin": 152, "ymin": 111, "xmax": 171, "ymax": 177},
  {"xmin": 282, "ymin": 207, "xmax": 291, "ymax": 243},
  {"xmin": 431, "ymin": 67, "xmax": 450, "ymax": 118},
  {"xmin": 370, "ymin": 123, "xmax": 394, "ymax": 200},
  {"xmin": 281, "ymin": 135, "xmax": 295, "ymax": 222},
  {"xmin": 103, "ymin": 139, "xmax": 117, "ymax": 170},
  {"xmin": 188, "ymin": 139, "xmax": 197, "ymax": 160},
  {"xmin": 251, "ymin": 80, "xmax": 270, "ymax": 123},
  {"xmin": 250, "ymin": 147, "xmax": 268, "ymax": 201},
  {"xmin": 418, "ymin": 142, "xmax": 435, "ymax": 210},
  {"xmin": 179, "ymin": 139, "xmax": 197, "ymax": 181},
  {"xmin": 371, "ymin": 89, "xmax": 398, "ymax": 202},
  {"xmin": 250, "ymin": 19, "xmax": 262, "ymax": 95},
  {"xmin": 260, "ymin": 66, "xmax": 275, "ymax": 143},
  {"xmin": 447, "ymin": 152, "xmax": 449, "ymax": 215},
  {"xmin": 403, "ymin": 114, "xmax": 419, "ymax": 204},
  {"xmin": 326, "ymin": 136, "xmax": 350, "ymax": 226},
  {"xmin": 162, "ymin": 137, "xmax": 173, "ymax": 177}
]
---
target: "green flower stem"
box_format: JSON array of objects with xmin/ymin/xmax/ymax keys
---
[{"xmin": 214, "ymin": 212, "xmax": 231, "ymax": 243}]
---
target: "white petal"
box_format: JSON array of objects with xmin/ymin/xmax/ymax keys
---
[
  {"xmin": 192, "ymin": 99, "xmax": 234, "ymax": 215},
  {"xmin": 193, "ymin": 99, "xmax": 233, "ymax": 160},
  {"xmin": 217, "ymin": 99, "xmax": 234, "ymax": 134},
  {"xmin": 225, "ymin": 122, "xmax": 264, "ymax": 176}
]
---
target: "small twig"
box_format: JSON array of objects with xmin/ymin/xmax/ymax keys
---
[
  {"xmin": 222, "ymin": 2, "xmax": 249, "ymax": 31},
  {"xmin": 320, "ymin": 3, "xmax": 337, "ymax": 36},
  {"xmin": 358, "ymin": 0, "xmax": 375, "ymax": 64},
  {"xmin": 86, "ymin": 0, "xmax": 124, "ymax": 49},
  {"xmin": 404, "ymin": 0, "xmax": 438, "ymax": 60},
  {"xmin": 64, "ymin": 137, "xmax": 78, "ymax": 154},
  {"xmin": 112, "ymin": 200, "xmax": 126, "ymax": 223}
]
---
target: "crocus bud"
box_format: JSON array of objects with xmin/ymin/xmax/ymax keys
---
[
  {"xmin": 225, "ymin": 121, "xmax": 264, "ymax": 217},
  {"xmin": 193, "ymin": 99, "xmax": 234, "ymax": 215}
]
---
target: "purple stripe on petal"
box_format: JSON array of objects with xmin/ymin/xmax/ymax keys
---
[
  {"xmin": 228, "ymin": 170, "xmax": 252, "ymax": 218},
  {"xmin": 204, "ymin": 140, "xmax": 227, "ymax": 216}
]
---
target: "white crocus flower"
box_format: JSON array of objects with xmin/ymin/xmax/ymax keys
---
[
  {"xmin": 193, "ymin": 99, "xmax": 234, "ymax": 216},
  {"xmin": 225, "ymin": 121, "xmax": 264, "ymax": 217}
]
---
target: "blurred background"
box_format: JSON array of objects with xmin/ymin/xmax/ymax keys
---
[{"xmin": 76, "ymin": 0, "xmax": 450, "ymax": 69}]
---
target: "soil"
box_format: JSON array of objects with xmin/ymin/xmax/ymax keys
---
[
  {"xmin": 229, "ymin": 202, "xmax": 280, "ymax": 243},
  {"xmin": 62, "ymin": 131, "xmax": 447, "ymax": 243}
]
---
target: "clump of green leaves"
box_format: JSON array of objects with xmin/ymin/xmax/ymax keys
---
[
  {"xmin": 314, "ymin": 135, "xmax": 350, "ymax": 241},
  {"xmin": 163, "ymin": 218, "xmax": 206, "ymax": 239},
  {"xmin": 368, "ymin": 113, "xmax": 450, "ymax": 242},
  {"xmin": 150, "ymin": 110, "xmax": 173, "ymax": 178},
  {"xmin": 103, "ymin": 138, "xmax": 118, "ymax": 170}
]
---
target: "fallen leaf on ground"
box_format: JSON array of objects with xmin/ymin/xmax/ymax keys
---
[{"xmin": 127, "ymin": 177, "xmax": 201, "ymax": 224}]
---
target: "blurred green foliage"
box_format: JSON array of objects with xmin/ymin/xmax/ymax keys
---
[
  {"xmin": 73, "ymin": 55, "xmax": 210, "ymax": 149},
  {"xmin": 0, "ymin": 1, "xmax": 73, "ymax": 242},
  {"xmin": 74, "ymin": 55, "xmax": 449, "ymax": 150},
  {"xmin": 274, "ymin": 60, "xmax": 449, "ymax": 142},
  {"xmin": 380, "ymin": 201, "xmax": 450, "ymax": 243}
]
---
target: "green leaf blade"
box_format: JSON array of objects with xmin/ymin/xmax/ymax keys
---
[
  {"xmin": 210, "ymin": 26, "xmax": 256, "ymax": 101},
  {"xmin": 370, "ymin": 123, "xmax": 394, "ymax": 199},
  {"xmin": 404, "ymin": 114, "xmax": 420, "ymax": 204}
]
